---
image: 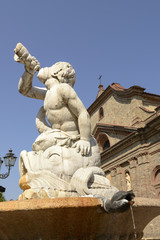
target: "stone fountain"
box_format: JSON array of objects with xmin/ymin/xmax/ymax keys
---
[
  {"xmin": 0, "ymin": 43, "xmax": 159, "ymax": 240},
  {"xmin": 0, "ymin": 197, "xmax": 159, "ymax": 240}
]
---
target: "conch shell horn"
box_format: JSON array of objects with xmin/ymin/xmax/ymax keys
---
[
  {"xmin": 14, "ymin": 43, "xmax": 30, "ymax": 64},
  {"xmin": 14, "ymin": 43, "xmax": 41, "ymax": 71}
]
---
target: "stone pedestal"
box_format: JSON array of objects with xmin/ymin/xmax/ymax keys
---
[{"xmin": 0, "ymin": 197, "xmax": 159, "ymax": 240}]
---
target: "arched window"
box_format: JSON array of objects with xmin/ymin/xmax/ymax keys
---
[
  {"xmin": 155, "ymin": 169, "xmax": 160, "ymax": 185},
  {"xmin": 151, "ymin": 166, "xmax": 160, "ymax": 198},
  {"xmin": 97, "ymin": 133, "xmax": 110, "ymax": 153},
  {"xmin": 99, "ymin": 107, "xmax": 104, "ymax": 120},
  {"xmin": 103, "ymin": 139, "xmax": 110, "ymax": 150}
]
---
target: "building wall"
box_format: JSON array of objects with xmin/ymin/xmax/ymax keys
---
[
  {"xmin": 103, "ymin": 131, "xmax": 129, "ymax": 147},
  {"xmin": 89, "ymin": 84, "xmax": 160, "ymax": 239},
  {"xmin": 100, "ymin": 130, "xmax": 160, "ymax": 239},
  {"xmin": 104, "ymin": 145, "xmax": 160, "ymax": 199},
  {"xmin": 90, "ymin": 95, "xmax": 157, "ymax": 133}
]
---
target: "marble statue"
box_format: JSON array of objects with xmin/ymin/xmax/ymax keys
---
[
  {"xmin": 125, "ymin": 172, "xmax": 132, "ymax": 191},
  {"xmin": 14, "ymin": 43, "xmax": 134, "ymax": 212}
]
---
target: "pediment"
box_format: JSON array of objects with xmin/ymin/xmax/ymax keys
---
[
  {"xmin": 93, "ymin": 123, "xmax": 137, "ymax": 138},
  {"xmin": 88, "ymin": 83, "xmax": 160, "ymax": 115}
]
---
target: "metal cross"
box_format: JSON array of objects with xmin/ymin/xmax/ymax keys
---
[{"xmin": 98, "ymin": 75, "xmax": 102, "ymax": 85}]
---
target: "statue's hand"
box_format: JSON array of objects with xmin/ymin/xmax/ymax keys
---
[
  {"xmin": 73, "ymin": 140, "xmax": 91, "ymax": 156},
  {"xmin": 14, "ymin": 43, "xmax": 41, "ymax": 75},
  {"xmin": 25, "ymin": 56, "xmax": 41, "ymax": 76}
]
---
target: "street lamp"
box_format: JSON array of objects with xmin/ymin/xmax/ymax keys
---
[{"xmin": 0, "ymin": 149, "xmax": 17, "ymax": 179}]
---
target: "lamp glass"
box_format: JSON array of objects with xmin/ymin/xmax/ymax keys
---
[{"xmin": 3, "ymin": 150, "xmax": 17, "ymax": 167}]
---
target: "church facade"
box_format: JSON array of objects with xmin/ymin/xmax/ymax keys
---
[{"xmin": 88, "ymin": 83, "xmax": 160, "ymax": 239}]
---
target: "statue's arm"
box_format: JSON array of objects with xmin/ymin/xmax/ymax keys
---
[
  {"xmin": 61, "ymin": 84, "xmax": 91, "ymax": 155},
  {"xmin": 18, "ymin": 70, "xmax": 46, "ymax": 100},
  {"xmin": 14, "ymin": 43, "xmax": 46, "ymax": 100}
]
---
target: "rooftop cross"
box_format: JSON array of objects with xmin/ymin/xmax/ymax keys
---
[{"xmin": 98, "ymin": 75, "xmax": 102, "ymax": 85}]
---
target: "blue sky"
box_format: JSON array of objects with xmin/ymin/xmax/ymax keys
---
[{"xmin": 0, "ymin": 0, "xmax": 160, "ymax": 200}]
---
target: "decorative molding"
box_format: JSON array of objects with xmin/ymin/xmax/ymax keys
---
[
  {"xmin": 129, "ymin": 157, "xmax": 137, "ymax": 169},
  {"xmin": 88, "ymin": 83, "xmax": 160, "ymax": 115},
  {"xmin": 116, "ymin": 165, "xmax": 122, "ymax": 175},
  {"xmin": 150, "ymin": 148, "xmax": 160, "ymax": 156},
  {"xmin": 136, "ymin": 152, "xmax": 150, "ymax": 165},
  {"xmin": 93, "ymin": 123, "xmax": 137, "ymax": 139},
  {"xmin": 110, "ymin": 168, "xmax": 117, "ymax": 177},
  {"xmin": 100, "ymin": 115, "xmax": 160, "ymax": 163},
  {"xmin": 136, "ymin": 152, "xmax": 148, "ymax": 157},
  {"xmin": 139, "ymin": 106, "xmax": 155, "ymax": 113},
  {"xmin": 151, "ymin": 165, "xmax": 160, "ymax": 187},
  {"xmin": 154, "ymin": 183, "xmax": 160, "ymax": 189}
]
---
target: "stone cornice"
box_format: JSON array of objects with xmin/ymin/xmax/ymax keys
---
[
  {"xmin": 88, "ymin": 83, "xmax": 160, "ymax": 115},
  {"xmin": 88, "ymin": 86, "xmax": 113, "ymax": 115},
  {"xmin": 100, "ymin": 115, "xmax": 160, "ymax": 164},
  {"xmin": 93, "ymin": 123, "xmax": 137, "ymax": 137},
  {"xmin": 101, "ymin": 131, "xmax": 138, "ymax": 162},
  {"xmin": 150, "ymin": 148, "xmax": 160, "ymax": 156}
]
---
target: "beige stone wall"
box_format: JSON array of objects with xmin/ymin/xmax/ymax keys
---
[
  {"xmin": 105, "ymin": 132, "xmax": 128, "ymax": 146},
  {"xmin": 143, "ymin": 216, "xmax": 160, "ymax": 239},
  {"xmin": 90, "ymin": 95, "xmax": 156, "ymax": 132},
  {"xmin": 102, "ymin": 138, "xmax": 160, "ymax": 198},
  {"xmin": 89, "ymin": 86, "xmax": 160, "ymax": 239},
  {"xmin": 101, "ymin": 137, "xmax": 160, "ymax": 239}
]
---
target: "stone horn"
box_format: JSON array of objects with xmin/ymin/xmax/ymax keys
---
[{"xmin": 14, "ymin": 43, "xmax": 41, "ymax": 71}]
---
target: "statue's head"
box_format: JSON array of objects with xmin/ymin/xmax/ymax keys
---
[{"xmin": 37, "ymin": 62, "xmax": 76, "ymax": 87}]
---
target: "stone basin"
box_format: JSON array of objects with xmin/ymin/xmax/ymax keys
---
[{"xmin": 0, "ymin": 197, "xmax": 159, "ymax": 240}]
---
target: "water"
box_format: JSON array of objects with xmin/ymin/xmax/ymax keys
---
[{"xmin": 130, "ymin": 205, "xmax": 137, "ymax": 240}]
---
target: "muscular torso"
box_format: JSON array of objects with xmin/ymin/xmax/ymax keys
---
[{"xmin": 44, "ymin": 85, "xmax": 79, "ymax": 135}]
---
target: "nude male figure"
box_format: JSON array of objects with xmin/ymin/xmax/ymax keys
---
[
  {"xmin": 15, "ymin": 44, "xmax": 134, "ymax": 210},
  {"xmin": 14, "ymin": 43, "xmax": 100, "ymax": 195},
  {"xmin": 18, "ymin": 60, "xmax": 91, "ymax": 156}
]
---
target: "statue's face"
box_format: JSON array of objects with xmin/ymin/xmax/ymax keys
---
[
  {"xmin": 37, "ymin": 62, "xmax": 75, "ymax": 87},
  {"xmin": 37, "ymin": 67, "xmax": 50, "ymax": 84}
]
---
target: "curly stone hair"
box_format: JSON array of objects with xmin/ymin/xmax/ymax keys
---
[{"xmin": 37, "ymin": 62, "xmax": 76, "ymax": 87}]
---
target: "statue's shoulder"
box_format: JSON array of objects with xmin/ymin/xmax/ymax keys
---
[{"xmin": 58, "ymin": 83, "xmax": 76, "ymax": 98}]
